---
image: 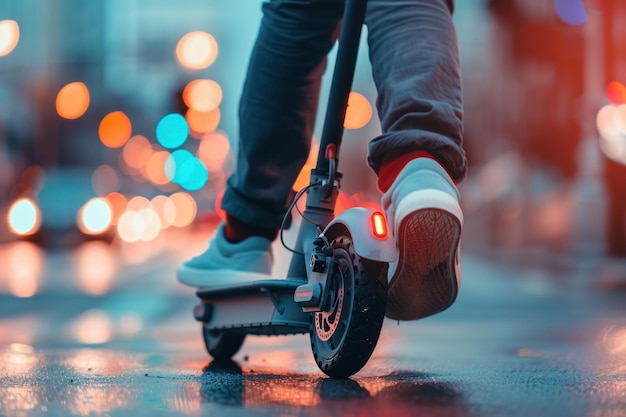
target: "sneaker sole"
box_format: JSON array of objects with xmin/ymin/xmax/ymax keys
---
[
  {"xmin": 177, "ymin": 266, "xmax": 271, "ymax": 288},
  {"xmin": 386, "ymin": 190, "xmax": 462, "ymax": 321}
]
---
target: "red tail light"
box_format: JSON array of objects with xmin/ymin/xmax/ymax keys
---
[{"xmin": 371, "ymin": 211, "xmax": 387, "ymax": 238}]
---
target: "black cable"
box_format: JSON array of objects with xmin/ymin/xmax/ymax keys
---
[{"xmin": 279, "ymin": 183, "xmax": 323, "ymax": 255}]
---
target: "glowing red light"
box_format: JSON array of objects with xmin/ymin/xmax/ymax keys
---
[{"xmin": 371, "ymin": 212, "xmax": 387, "ymax": 238}]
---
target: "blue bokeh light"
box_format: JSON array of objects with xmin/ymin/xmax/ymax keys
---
[
  {"xmin": 165, "ymin": 149, "xmax": 193, "ymax": 183},
  {"xmin": 554, "ymin": 0, "xmax": 587, "ymax": 25},
  {"xmin": 179, "ymin": 157, "xmax": 208, "ymax": 191},
  {"xmin": 165, "ymin": 150, "xmax": 208, "ymax": 191},
  {"xmin": 156, "ymin": 113, "xmax": 189, "ymax": 149}
]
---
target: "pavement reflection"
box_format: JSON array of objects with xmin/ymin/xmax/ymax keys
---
[
  {"xmin": 200, "ymin": 360, "xmax": 468, "ymax": 416},
  {"xmin": 0, "ymin": 228, "xmax": 625, "ymax": 416}
]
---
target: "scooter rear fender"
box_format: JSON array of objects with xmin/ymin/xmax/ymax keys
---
[{"xmin": 323, "ymin": 207, "xmax": 397, "ymax": 263}]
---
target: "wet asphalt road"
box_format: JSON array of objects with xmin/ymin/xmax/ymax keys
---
[{"xmin": 1, "ymin": 228, "xmax": 626, "ymax": 417}]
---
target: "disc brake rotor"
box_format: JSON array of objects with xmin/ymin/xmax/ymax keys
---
[{"xmin": 314, "ymin": 256, "xmax": 348, "ymax": 342}]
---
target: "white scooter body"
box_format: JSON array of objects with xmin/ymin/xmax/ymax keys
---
[{"xmin": 323, "ymin": 207, "xmax": 396, "ymax": 263}]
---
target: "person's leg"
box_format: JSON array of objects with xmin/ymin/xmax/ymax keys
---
[
  {"xmin": 178, "ymin": 0, "xmax": 345, "ymax": 287},
  {"xmin": 221, "ymin": 0, "xmax": 346, "ymax": 240},
  {"xmin": 365, "ymin": 0, "xmax": 465, "ymax": 187},
  {"xmin": 365, "ymin": 0, "xmax": 466, "ymax": 321}
]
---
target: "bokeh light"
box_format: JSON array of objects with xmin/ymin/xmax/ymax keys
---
[
  {"xmin": 126, "ymin": 195, "xmax": 150, "ymax": 212},
  {"xmin": 186, "ymin": 108, "xmax": 220, "ymax": 136},
  {"xmin": 344, "ymin": 92, "xmax": 372, "ymax": 130},
  {"xmin": 75, "ymin": 241, "xmax": 116, "ymax": 296},
  {"xmin": 169, "ymin": 192, "xmax": 197, "ymax": 227},
  {"xmin": 117, "ymin": 210, "xmax": 143, "ymax": 242},
  {"xmin": 150, "ymin": 195, "xmax": 176, "ymax": 229},
  {"xmin": 165, "ymin": 150, "xmax": 208, "ymax": 191},
  {"xmin": 8, "ymin": 198, "xmax": 41, "ymax": 236},
  {"xmin": 72, "ymin": 309, "xmax": 113, "ymax": 345},
  {"xmin": 597, "ymin": 104, "xmax": 626, "ymax": 138},
  {"xmin": 56, "ymin": 82, "xmax": 90, "ymax": 119},
  {"xmin": 146, "ymin": 151, "xmax": 171, "ymax": 186},
  {"xmin": 0, "ymin": 20, "xmax": 19, "ymax": 56},
  {"xmin": 116, "ymin": 196, "xmax": 164, "ymax": 242},
  {"xmin": 615, "ymin": 105, "xmax": 626, "ymax": 135},
  {"xmin": 156, "ymin": 113, "xmax": 188, "ymax": 149},
  {"xmin": 137, "ymin": 207, "xmax": 162, "ymax": 241},
  {"xmin": 78, "ymin": 198, "xmax": 113, "ymax": 235},
  {"xmin": 607, "ymin": 81, "xmax": 626, "ymax": 106},
  {"xmin": 597, "ymin": 104, "xmax": 626, "ymax": 165},
  {"xmin": 197, "ymin": 130, "xmax": 231, "ymax": 170},
  {"xmin": 92, "ymin": 165, "xmax": 119, "ymax": 196},
  {"xmin": 165, "ymin": 149, "xmax": 194, "ymax": 182},
  {"xmin": 6, "ymin": 242, "xmax": 42, "ymax": 298},
  {"xmin": 176, "ymin": 31, "xmax": 218, "ymax": 70},
  {"xmin": 122, "ymin": 135, "xmax": 152, "ymax": 170},
  {"xmin": 183, "ymin": 79, "xmax": 223, "ymax": 112},
  {"xmin": 214, "ymin": 190, "xmax": 226, "ymax": 221},
  {"xmin": 292, "ymin": 141, "xmax": 319, "ymax": 191},
  {"xmin": 104, "ymin": 192, "xmax": 127, "ymax": 225},
  {"xmin": 599, "ymin": 134, "xmax": 625, "ymax": 162},
  {"xmin": 179, "ymin": 157, "xmax": 208, "ymax": 191},
  {"xmin": 554, "ymin": 0, "xmax": 587, "ymax": 25},
  {"xmin": 99, "ymin": 111, "xmax": 132, "ymax": 148}
]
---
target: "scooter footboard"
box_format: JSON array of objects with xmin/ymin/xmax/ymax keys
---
[{"xmin": 195, "ymin": 280, "xmax": 310, "ymax": 336}]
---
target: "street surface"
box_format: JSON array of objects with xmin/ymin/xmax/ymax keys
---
[{"xmin": 1, "ymin": 223, "xmax": 626, "ymax": 417}]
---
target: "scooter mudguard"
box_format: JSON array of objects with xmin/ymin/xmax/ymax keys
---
[{"xmin": 323, "ymin": 207, "xmax": 397, "ymax": 263}]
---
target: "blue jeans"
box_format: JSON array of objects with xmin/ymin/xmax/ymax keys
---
[{"xmin": 222, "ymin": 0, "xmax": 465, "ymax": 229}]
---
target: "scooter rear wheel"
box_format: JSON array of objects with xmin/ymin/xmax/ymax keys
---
[
  {"xmin": 310, "ymin": 228, "xmax": 388, "ymax": 378},
  {"xmin": 202, "ymin": 326, "xmax": 246, "ymax": 361}
]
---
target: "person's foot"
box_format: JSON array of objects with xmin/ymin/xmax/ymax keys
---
[
  {"xmin": 381, "ymin": 158, "xmax": 463, "ymax": 321},
  {"xmin": 177, "ymin": 224, "xmax": 273, "ymax": 288}
]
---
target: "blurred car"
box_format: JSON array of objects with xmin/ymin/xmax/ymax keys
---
[{"xmin": 6, "ymin": 167, "xmax": 114, "ymax": 247}]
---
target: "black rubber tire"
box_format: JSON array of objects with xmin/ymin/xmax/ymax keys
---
[
  {"xmin": 310, "ymin": 227, "xmax": 388, "ymax": 378},
  {"xmin": 202, "ymin": 326, "xmax": 246, "ymax": 361}
]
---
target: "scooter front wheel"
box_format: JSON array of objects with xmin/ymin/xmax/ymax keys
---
[
  {"xmin": 202, "ymin": 326, "xmax": 246, "ymax": 361},
  {"xmin": 310, "ymin": 229, "xmax": 388, "ymax": 378}
]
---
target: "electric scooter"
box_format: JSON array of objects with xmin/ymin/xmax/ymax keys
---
[{"xmin": 192, "ymin": 0, "xmax": 396, "ymax": 378}]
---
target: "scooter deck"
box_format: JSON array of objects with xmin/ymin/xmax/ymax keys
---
[
  {"xmin": 196, "ymin": 279, "xmax": 305, "ymax": 299},
  {"xmin": 195, "ymin": 280, "xmax": 311, "ymax": 336}
]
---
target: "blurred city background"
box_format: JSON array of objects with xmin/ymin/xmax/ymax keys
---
[
  {"xmin": 2, "ymin": 1, "xmax": 626, "ymax": 415},
  {"xmin": 1, "ymin": 0, "xmax": 626, "ymax": 300}
]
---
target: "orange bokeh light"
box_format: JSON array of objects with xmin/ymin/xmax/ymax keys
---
[
  {"xmin": 344, "ymin": 92, "xmax": 373, "ymax": 130},
  {"xmin": 150, "ymin": 195, "xmax": 176, "ymax": 229},
  {"xmin": 0, "ymin": 20, "xmax": 19, "ymax": 56},
  {"xmin": 197, "ymin": 131, "xmax": 230, "ymax": 170},
  {"xmin": 176, "ymin": 31, "xmax": 218, "ymax": 70},
  {"xmin": 169, "ymin": 192, "xmax": 197, "ymax": 227},
  {"xmin": 607, "ymin": 81, "xmax": 626, "ymax": 106},
  {"xmin": 146, "ymin": 151, "xmax": 171, "ymax": 185},
  {"xmin": 183, "ymin": 79, "xmax": 223, "ymax": 112},
  {"xmin": 122, "ymin": 135, "xmax": 152, "ymax": 170},
  {"xmin": 6, "ymin": 242, "xmax": 42, "ymax": 298},
  {"xmin": 56, "ymin": 82, "xmax": 90, "ymax": 119},
  {"xmin": 99, "ymin": 111, "xmax": 132, "ymax": 148},
  {"xmin": 75, "ymin": 241, "xmax": 116, "ymax": 296},
  {"xmin": 126, "ymin": 196, "xmax": 150, "ymax": 212},
  {"xmin": 292, "ymin": 141, "xmax": 319, "ymax": 192},
  {"xmin": 105, "ymin": 192, "xmax": 127, "ymax": 225},
  {"xmin": 186, "ymin": 108, "xmax": 220, "ymax": 136},
  {"xmin": 214, "ymin": 190, "xmax": 226, "ymax": 221}
]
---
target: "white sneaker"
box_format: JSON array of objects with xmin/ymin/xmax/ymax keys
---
[
  {"xmin": 381, "ymin": 158, "xmax": 463, "ymax": 321},
  {"xmin": 177, "ymin": 224, "xmax": 273, "ymax": 288}
]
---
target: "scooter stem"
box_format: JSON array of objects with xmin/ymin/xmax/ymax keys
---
[
  {"xmin": 316, "ymin": 0, "xmax": 368, "ymax": 173},
  {"xmin": 286, "ymin": 0, "xmax": 368, "ymax": 279}
]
